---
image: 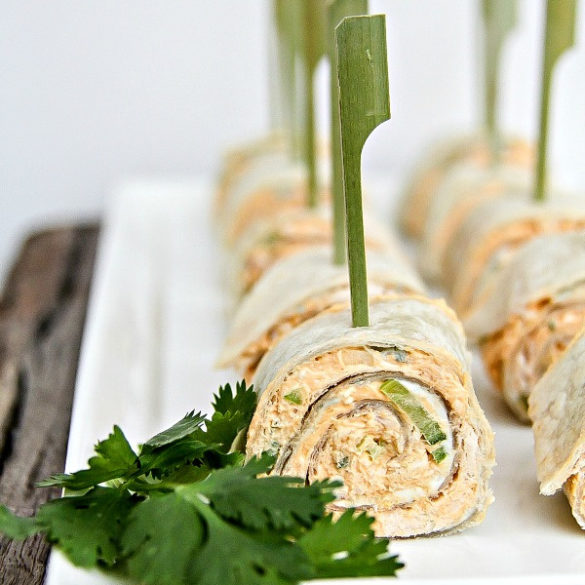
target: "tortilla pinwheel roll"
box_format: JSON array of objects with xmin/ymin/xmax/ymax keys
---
[
  {"xmin": 218, "ymin": 161, "xmax": 316, "ymax": 246},
  {"xmin": 465, "ymin": 232, "xmax": 585, "ymax": 423},
  {"xmin": 528, "ymin": 326, "xmax": 585, "ymax": 529},
  {"xmin": 418, "ymin": 164, "xmax": 530, "ymax": 284},
  {"xmin": 398, "ymin": 134, "xmax": 532, "ymax": 239},
  {"xmin": 215, "ymin": 132, "xmax": 288, "ymax": 218},
  {"xmin": 444, "ymin": 197, "xmax": 585, "ymax": 315},
  {"xmin": 226, "ymin": 206, "xmax": 395, "ymax": 300},
  {"xmin": 218, "ymin": 246, "xmax": 424, "ymax": 380},
  {"xmin": 246, "ymin": 296, "xmax": 495, "ymax": 538},
  {"xmin": 218, "ymin": 151, "xmax": 331, "ymax": 247}
]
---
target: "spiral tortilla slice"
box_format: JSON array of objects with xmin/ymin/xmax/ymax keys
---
[
  {"xmin": 215, "ymin": 132, "xmax": 288, "ymax": 219},
  {"xmin": 419, "ymin": 164, "xmax": 530, "ymax": 284},
  {"xmin": 528, "ymin": 326, "xmax": 585, "ymax": 529},
  {"xmin": 218, "ymin": 155, "xmax": 331, "ymax": 247},
  {"xmin": 225, "ymin": 206, "xmax": 395, "ymax": 300},
  {"xmin": 246, "ymin": 296, "xmax": 495, "ymax": 538},
  {"xmin": 445, "ymin": 197, "xmax": 585, "ymax": 315},
  {"xmin": 464, "ymin": 232, "xmax": 585, "ymax": 422},
  {"xmin": 217, "ymin": 247, "xmax": 424, "ymax": 379},
  {"xmin": 398, "ymin": 133, "xmax": 532, "ymax": 239}
]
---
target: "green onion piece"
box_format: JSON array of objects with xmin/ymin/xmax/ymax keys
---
[
  {"xmin": 336, "ymin": 15, "xmax": 390, "ymax": 327},
  {"xmin": 380, "ymin": 379, "xmax": 447, "ymax": 446},
  {"xmin": 390, "ymin": 347, "xmax": 408, "ymax": 363},
  {"xmin": 336, "ymin": 455, "xmax": 350, "ymax": 469},
  {"xmin": 284, "ymin": 389, "xmax": 303, "ymax": 405},
  {"xmin": 431, "ymin": 446, "xmax": 447, "ymax": 464},
  {"xmin": 534, "ymin": 0, "xmax": 577, "ymax": 202}
]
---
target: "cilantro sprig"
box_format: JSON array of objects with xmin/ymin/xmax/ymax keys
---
[{"xmin": 0, "ymin": 380, "xmax": 403, "ymax": 584}]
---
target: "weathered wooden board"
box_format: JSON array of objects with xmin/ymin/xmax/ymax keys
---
[{"xmin": 0, "ymin": 225, "xmax": 98, "ymax": 585}]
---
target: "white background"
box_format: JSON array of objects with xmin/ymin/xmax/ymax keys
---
[{"xmin": 1, "ymin": 0, "xmax": 584, "ymax": 283}]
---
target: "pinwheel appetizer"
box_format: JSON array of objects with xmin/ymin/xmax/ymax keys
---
[
  {"xmin": 215, "ymin": 132, "xmax": 288, "ymax": 218},
  {"xmin": 218, "ymin": 161, "xmax": 330, "ymax": 246},
  {"xmin": 218, "ymin": 246, "xmax": 424, "ymax": 379},
  {"xmin": 529, "ymin": 325, "xmax": 585, "ymax": 529},
  {"xmin": 464, "ymin": 232, "xmax": 585, "ymax": 422},
  {"xmin": 418, "ymin": 164, "xmax": 530, "ymax": 283},
  {"xmin": 246, "ymin": 296, "xmax": 495, "ymax": 538},
  {"xmin": 443, "ymin": 196, "xmax": 585, "ymax": 315},
  {"xmin": 225, "ymin": 206, "xmax": 395, "ymax": 300},
  {"xmin": 398, "ymin": 134, "xmax": 532, "ymax": 239}
]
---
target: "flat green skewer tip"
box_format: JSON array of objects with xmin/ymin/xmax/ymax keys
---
[
  {"xmin": 327, "ymin": 0, "xmax": 368, "ymax": 266},
  {"xmin": 534, "ymin": 0, "xmax": 577, "ymax": 203},
  {"xmin": 301, "ymin": 0, "xmax": 326, "ymax": 208},
  {"xmin": 482, "ymin": 0, "xmax": 518, "ymax": 159},
  {"xmin": 336, "ymin": 14, "xmax": 390, "ymax": 327}
]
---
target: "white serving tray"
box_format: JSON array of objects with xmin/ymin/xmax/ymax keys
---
[{"xmin": 46, "ymin": 178, "xmax": 585, "ymax": 585}]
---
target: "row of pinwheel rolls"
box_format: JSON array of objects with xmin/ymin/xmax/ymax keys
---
[
  {"xmin": 214, "ymin": 138, "xmax": 495, "ymax": 539},
  {"xmin": 399, "ymin": 133, "xmax": 585, "ymax": 528}
]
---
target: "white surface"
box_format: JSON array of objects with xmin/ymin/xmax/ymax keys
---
[
  {"xmin": 46, "ymin": 179, "xmax": 585, "ymax": 585},
  {"xmin": 4, "ymin": 0, "xmax": 585, "ymax": 288}
]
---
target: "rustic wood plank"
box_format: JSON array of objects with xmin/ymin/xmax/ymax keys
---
[{"xmin": 0, "ymin": 225, "xmax": 99, "ymax": 585}]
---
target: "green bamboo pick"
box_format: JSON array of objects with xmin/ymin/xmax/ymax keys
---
[
  {"xmin": 482, "ymin": 0, "xmax": 518, "ymax": 159},
  {"xmin": 534, "ymin": 0, "xmax": 577, "ymax": 203},
  {"xmin": 278, "ymin": 0, "xmax": 305, "ymax": 161},
  {"xmin": 269, "ymin": 1, "xmax": 282, "ymax": 132},
  {"xmin": 274, "ymin": 0, "xmax": 296, "ymax": 148},
  {"xmin": 301, "ymin": 0, "xmax": 326, "ymax": 207},
  {"xmin": 336, "ymin": 14, "xmax": 390, "ymax": 327},
  {"xmin": 328, "ymin": 0, "xmax": 368, "ymax": 266}
]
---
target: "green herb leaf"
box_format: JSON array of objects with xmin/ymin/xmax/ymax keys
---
[
  {"xmin": 212, "ymin": 380, "xmax": 257, "ymax": 416},
  {"xmin": 380, "ymin": 379, "xmax": 447, "ymax": 445},
  {"xmin": 38, "ymin": 425, "xmax": 139, "ymax": 490},
  {"xmin": 121, "ymin": 492, "xmax": 204, "ymax": 585},
  {"xmin": 298, "ymin": 510, "xmax": 403, "ymax": 578},
  {"xmin": 0, "ymin": 505, "xmax": 40, "ymax": 540},
  {"xmin": 138, "ymin": 437, "xmax": 211, "ymax": 479},
  {"xmin": 187, "ymin": 502, "xmax": 313, "ymax": 585},
  {"xmin": 143, "ymin": 411, "xmax": 206, "ymax": 449},
  {"xmin": 203, "ymin": 380, "xmax": 257, "ymax": 452},
  {"xmin": 194, "ymin": 455, "xmax": 338, "ymax": 533},
  {"xmin": 37, "ymin": 487, "xmax": 137, "ymax": 567},
  {"xmin": 1, "ymin": 379, "xmax": 404, "ymax": 582}
]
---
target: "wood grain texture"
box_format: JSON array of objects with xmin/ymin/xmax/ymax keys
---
[{"xmin": 0, "ymin": 225, "xmax": 98, "ymax": 585}]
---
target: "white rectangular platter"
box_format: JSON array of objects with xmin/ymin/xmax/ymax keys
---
[{"xmin": 46, "ymin": 178, "xmax": 585, "ymax": 585}]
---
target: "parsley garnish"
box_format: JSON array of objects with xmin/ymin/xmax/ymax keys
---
[{"xmin": 0, "ymin": 380, "xmax": 403, "ymax": 583}]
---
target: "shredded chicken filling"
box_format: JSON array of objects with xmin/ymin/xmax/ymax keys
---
[
  {"xmin": 250, "ymin": 347, "xmax": 457, "ymax": 508},
  {"xmin": 481, "ymin": 300, "xmax": 585, "ymax": 419},
  {"xmin": 304, "ymin": 378, "xmax": 454, "ymax": 509}
]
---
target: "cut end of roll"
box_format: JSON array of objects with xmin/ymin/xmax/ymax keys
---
[{"xmin": 246, "ymin": 297, "xmax": 495, "ymax": 538}]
